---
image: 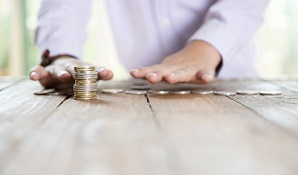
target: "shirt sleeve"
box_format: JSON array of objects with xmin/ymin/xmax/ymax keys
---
[
  {"xmin": 35, "ymin": 0, "xmax": 91, "ymax": 59},
  {"xmin": 188, "ymin": 0, "xmax": 270, "ymax": 62}
]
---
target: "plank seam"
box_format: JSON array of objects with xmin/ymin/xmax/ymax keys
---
[
  {"xmin": 226, "ymin": 95, "xmax": 298, "ymax": 140},
  {"xmin": 266, "ymin": 80, "xmax": 298, "ymax": 93},
  {"xmin": 144, "ymin": 94, "xmax": 189, "ymax": 175},
  {"xmin": 0, "ymin": 78, "xmax": 25, "ymax": 91}
]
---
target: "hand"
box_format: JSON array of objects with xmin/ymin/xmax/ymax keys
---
[
  {"xmin": 130, "ymin": 40, "xmax": 222, "ymax": 84},
  {"xmin": 29, "ymin": 57, "xmax": 114, "ymax": 89}
]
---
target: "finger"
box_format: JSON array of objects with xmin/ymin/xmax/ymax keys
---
[
  {"xmin": 96, "ymin": 67, "xmax": 114, "ymax": 80},
  {"xmin": 29, "ymin": 65, "xmax": 49, "ymax": 81},
  {"xmin": 164, "ymin": 68, "xmax": 196, "ymax": 84},
  {"xmin": 47, "ymin": 66, "xmax": 72, "ymax": 83},
  {"xmin": 65, "ymin": 63, "xmax": 79, "ymax": 78},
  {"xmin": 145, "ymin": 72, "xmax": 162, "ymax": 84},
  {"xmin": 130, "ymin": 64, "xmax": 162, "ymax": 78},
  {"xmin": 101, "ymin": 70, "xmax": 114, "ymax": 80},
  {"xmin": 197, "ymin": 69, "xmax": 215, "ymax": 84}
]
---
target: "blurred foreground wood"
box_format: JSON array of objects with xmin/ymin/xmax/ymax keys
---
[{"xmin": 0, "ymin": 77, "xmax": 298, "ymax": 175}]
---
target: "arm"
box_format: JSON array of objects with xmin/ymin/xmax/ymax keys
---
[
  {"xmin": 31, "ymin": 0, "xmax": 113, "ymax": 88},
  {"xmin": 188, "ymin": 0, "xmax": 270, "ymax": 61},
  {"xmin": 35, "ymin": 0, "xmax": 91, "ymax": 59},
  {"xmin": 131, "ymin": 0, "xmax": 269, "ymax": 84}
]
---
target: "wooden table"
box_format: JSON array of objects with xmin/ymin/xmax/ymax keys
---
[{"xmin": 0, "ymin": 77, "xmax": 298, "ymax": 175}]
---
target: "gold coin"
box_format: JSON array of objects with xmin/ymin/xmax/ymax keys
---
[
  {"xmin": 74, "ymin": 96, "xmax": 96, "ymax": 100},
  {"xmin": 74, "ymin": 66, "xmax": 95, "ymax": 72}
]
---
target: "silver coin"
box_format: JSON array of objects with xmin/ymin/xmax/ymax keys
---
[
  {"xmin": 102, "ymin": 89, "xmax": 124, "ymax": 94},
  {"xmin": 34, "ymin": 88, "xmax": 55, "ymax": 95},
  {"xmin": 259, "ymin": 90, "xmax": 282, "ymax": 95},
  {"xmin": 74, "ymin": 75, "xmax": 98, "ymax": 79},
  {"xmin": 149, "ymin": 90, "xmax": 170, "ymax": 95},
  {"xmin": 48, "ymin": 91, "xmax": 67, "ymax": 96},
  {"xmin": 192, "ymin": 90, "xmax": 214, "ymax": 95},
  {"xmin": 131, "ymin": 85, "xmax": 151, "ymax": 90},
  {"xmin": 125, "ymin": 90, "xmax": 147, "ymax": 95},
  {"xmin": 214, "ymin": 91, "xmax": 237, "ymax": 96},
  {"xmin": 170, "ymin": 90, "xmax": 191, "ymax": 95},
  {"xmin": 236, "ymin": 90, "xmax": 259, "ymax": 95},
  {"xmin": 74, "ymin": 72, "xmax": 98, "ymax": 76}
]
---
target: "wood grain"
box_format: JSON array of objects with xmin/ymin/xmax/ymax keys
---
[
  {"xmin": 2, "ymin": 89, "xmax": 170, "ymax": 175},
  {"xmin": 0, "ymin": 79, "xmax": 67, "ymax": 172},
  {"xmin": 271, "ymin": 79, "xmax": 298, "ymax": 92},
  {"xmin": 147, "ymin": 93, "xmax": 298, "ymax": 175},
  {"xmin": 1, "ymin": 78, "xmax": 298, "ymax": 175},
  {"xmin": 210, "ymin": 79, "xmax": 298, "ymax": 137},
  {"xmin": 0, "ymin": 77, "xmax": 23, "ymax": 90}
]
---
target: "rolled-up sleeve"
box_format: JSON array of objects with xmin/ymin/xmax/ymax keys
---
[
  {"xmin": 35, "ymin": 0, "xmax": 91, "ymax": 59},
  {"xmin": 188, "ymin": 0, "xmax": 269, "ymax": 62}
]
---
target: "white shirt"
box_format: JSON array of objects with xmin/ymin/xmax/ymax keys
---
[{"xmin": 36, "ymin": 0, "xmax": 269, "ymax": 78}]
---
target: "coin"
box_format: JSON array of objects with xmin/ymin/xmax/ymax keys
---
[
  {"xmin": 74, "ymin": 66, "xmax": 98, "ymax": 100},
  {"xmin": 125, "ymin": 90, "xmax": 147, "ymax": 95},
  {"xmin": 75, "ymin": 79, "xmax": 97, "ymax": 84},
  {"xmin": 170, "ymin": 90, "xmax": 191, "ymax": 95},
  {"xmin": 73, "ymin": 95, "xmax": 96, "ymax": 100},
  {"xmin": 74, "ymin": 74, "xmax": 98, "ymax": 80},
  {"xmin": 74, "ymin": 71, "xmax": 98, "ymax": 74},
  {"xmin": 236, "ymin": 90, "xmax": 259, "ymax": 95},
  {"xmin": 259, "ymin": 90, "xmax": 282, "ymax": 95},
  {"xmin": 102, "ymin": 89, "xmax": 124, "ymax": 94},
  {"xmin": 74, "ymin": 66, "xmax": 95, "ymax": 72},
  {"xmin": 149, "ymin": 90, "xmax": 170, "ymax": 94},
  {"xmin": 131, "ymin": 85, "xmax": 151, "ymax": 90},
  {"xmin": 192, "ymin": 90, "xmax": 214, "ymax": 95},
  {"xmin": 48, "ymin": 91, "xmax": 67, "ymax": 96},
  {"xmin": 34, "ymin": 88, "xmax": 55, "ymax": 95},
  {"xmin": 214, "ymin": 91, "xmax": 237, "ymax": 96}
]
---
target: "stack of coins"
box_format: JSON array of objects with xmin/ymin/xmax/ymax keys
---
[{"xmin": 73, "ymin": 66, "xmax": 98, "ymax": 100}]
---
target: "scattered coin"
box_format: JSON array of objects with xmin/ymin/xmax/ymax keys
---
[
  {"xmin": 214, "ymin": 91, "xmax": 237, "ymax": 96},
  {"xmin": 125, "ymin": 90, "xmax": 147, "ymax": 95},
  {"xmin": 236, "ymin": 90, "xmax": 259, "ymax": 95},
  {"xmin": 102, "ymin": 89, "xmax": 124, "ymax": 94},
  {"xmin": 170, "ymin": 90, "xmax": 191, "ymax": 95},
  {"xmin": 259, "ymin": 90, "xmax": 282, "ymax": 95},
  {"xmin": 192, "ymin": 90, "xmax": 214, "ymax": 95},
  {"xmin": 34, "ymin": 88, "xmax": 55, "ymax": 95},
  {"xmin": 131, "ymin": 85, "xmax": 151, "ymax": 90},
  {"xmin": 47, "ymin": 91, "xmax": 67, "ymax": 96},
  {"xmin": 149, "ymin": 90, "xmax": 170, "ymax": 95}
]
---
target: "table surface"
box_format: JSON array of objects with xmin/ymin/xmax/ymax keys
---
[{"xmin": 0, "ymin": 77, "xmax": 298, "ymax": 175}]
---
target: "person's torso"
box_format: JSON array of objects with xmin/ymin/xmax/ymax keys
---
[{"xmin": 105, "ymin": 0, "xmax": 257, "ymax": 78}]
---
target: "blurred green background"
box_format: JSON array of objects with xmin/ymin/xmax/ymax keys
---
[{"xmin": 0, "ymin": 0, "xmax": 298, "ymax": 79}]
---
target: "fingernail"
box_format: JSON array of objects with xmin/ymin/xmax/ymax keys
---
[
  {"xmin": 168, "ymin": 73, "xmax": 176, "ymax": 77},
  {"xmin": 146, "ymin": 72, "xmax": 158, "ymax": 78},
  {"xmin": 97, "ymin": 67, "xmax": 106, "ymax": 73},
  {"xmin": 58, "ymin": 71, "xmax": 68, "ymax": 77},
  {"xmin": 202, "ymin": 74, "xmax": 213, "ymax": 82},
  {"xmin": 30, "ymin": 71, "xmax": 37, "ymax": 77},
  {"xmin": 130, "ymin": 69, "xmax": 140, "ymax": 73}
]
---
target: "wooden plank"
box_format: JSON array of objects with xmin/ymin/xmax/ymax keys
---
[
  {"xmin": 0, "ymin": 76, "xmax": 23, "ymax": 90},
  {"xmin": 2, "ymin": 83, "xmax": 172, "ymax": 175},
  {"xmin": 210, "ymin": 79, "xmax": 298, "ymax": 137},
  {"xmin": 0, "ymin": 79, "xmax": 67, "ymax": 171},
  {"xmin": 147, "ymin": 92, "xmax": 298, "ymax": 175},
  {"xmin": 271, "ymin": 79, "xmax": 298, "ymax": 92}
]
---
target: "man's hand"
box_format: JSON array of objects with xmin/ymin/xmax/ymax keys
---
[
  {"xmin": 130, "ymin": 40, "xmax": 221, "ymax": 84},
  {"xmin": 29, "ymin": 57, "xmax": 113, "ymax": 89}
]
